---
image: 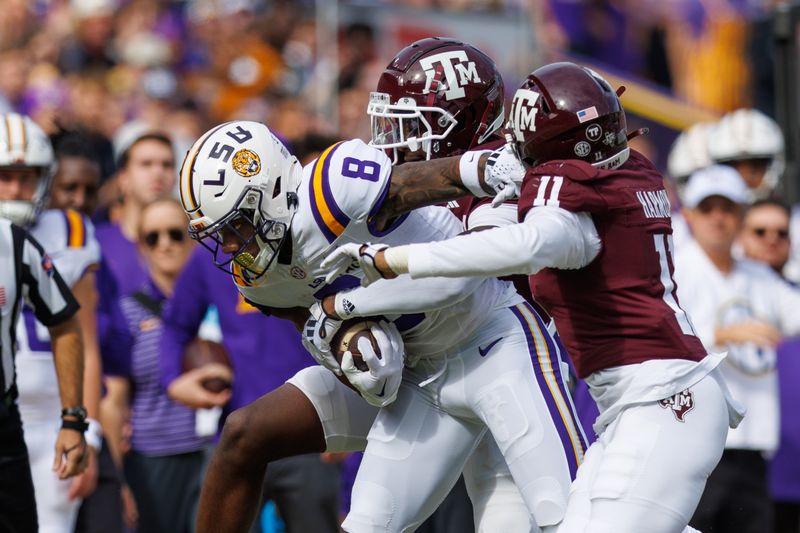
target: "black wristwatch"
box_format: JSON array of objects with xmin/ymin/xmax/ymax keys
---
[
  {"xmin": 61, "ymin": 406, "xmax": 89, "ymax": 433},
  {"xmin": 61, "ymin": 406, "xmax": 88, "ymax": 420}
]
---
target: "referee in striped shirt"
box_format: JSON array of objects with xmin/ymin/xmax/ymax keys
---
[{"xmin": 0, "ymin": 218, "xmax": 88, "ymax": 532}]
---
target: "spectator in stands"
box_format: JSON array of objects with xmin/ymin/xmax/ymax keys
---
[
  {"xmin": 95, "ymin": 132, "xmax": 175, "ymax": 296},
  {"xmin": 104, "ymin": 198, "xmax": 213, "ymax": 533},
  {"xmin": 674, "ymin": 166, "xmax": 800, "ymax": 533},
  {"xmin": 739, "ymin": 199, "xmax": 800, "ymax": 533}
]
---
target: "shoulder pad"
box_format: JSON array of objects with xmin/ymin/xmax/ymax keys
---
[{"xmin": 533, "ymin": 159, "xmax": 600, "ymax": 182}]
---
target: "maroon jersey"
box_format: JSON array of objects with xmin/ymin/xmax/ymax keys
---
[
  {"xmin": 445, "ymin": 137, "xmax": 540, "ymax": 312},
  {"xmin": 518, "ymin": 150, "xmax": 706, "ymax": 379}
]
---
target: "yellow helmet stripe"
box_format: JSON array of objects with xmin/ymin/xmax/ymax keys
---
[{"xmin": 180, "ymin": 122, "xmax": 230, "ymax": 215}]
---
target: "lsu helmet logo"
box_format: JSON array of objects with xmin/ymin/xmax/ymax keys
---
[{"xmin": 232, "ymin": 149, "xmax": 261, "ymax": 178}]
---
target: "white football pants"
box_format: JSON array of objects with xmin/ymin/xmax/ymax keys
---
[
  {"xmin": 555, "ymin": 371, "xmax": 729, "ymax": 533},
  {"xmin": 16, "ymin": 352, "xmax": 82, "ymax": 533},
  {"xmin": 291, "ymin": 303, "xmax": 586, "ymax": 532}
]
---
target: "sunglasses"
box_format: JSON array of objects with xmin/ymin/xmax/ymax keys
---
[
  {"xmin": 142, "ymin": 228, "xmax": 186, "ymax": 248},
  {"xmin": 749, "ymin": 227, "xmax": 790, "ymax": 240}
]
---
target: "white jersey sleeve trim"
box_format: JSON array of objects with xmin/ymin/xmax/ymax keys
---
[
  {"xmin": 310, "ymin": 139, "xmax": 393, "ymax": 243},
  {"xmin": 405, "ymin": 206, "xmax": 601, "ymax": 279}
]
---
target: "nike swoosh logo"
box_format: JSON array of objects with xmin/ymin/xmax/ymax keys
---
[
  {"xmin": 375, "ymin": 380, "xmax": 387, "ymax": 398},
  {"xmin": 478, "ymin": 337, "xmax": 503, "ymax": 357}
]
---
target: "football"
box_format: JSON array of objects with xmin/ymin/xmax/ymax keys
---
[
  {"xmin": 182, "ymin": 338, "xmax": 232, "ymax": 393},
  {"xmin": 332, "ymin": 319, "xmax": 381, "ymax": 372}
]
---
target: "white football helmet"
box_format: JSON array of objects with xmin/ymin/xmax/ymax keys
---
[
  {"xmin": 179, "ymin": 121, "xmax": 303, "ymax": 280},
  {"xmin": 667, "ymin": 121, "xmax": 715, "ymax": 187},
  {"xmin": 0, "ymin": 113, "xmax": 55, "ymax": 226},
  {"xmin": 708, "ymin": 108, "xmax": 785, "ymax": 198}
]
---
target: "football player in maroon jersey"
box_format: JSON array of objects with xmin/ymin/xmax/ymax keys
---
[{"xmin": 325, "ymin": 62, "xmax": 745, "ymax": 533}]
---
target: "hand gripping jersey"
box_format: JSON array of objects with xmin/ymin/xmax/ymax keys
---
[
  {"xmin": 16, "ymin": 209, "xmax": 100, "ymax": 416},
  {"xmin": 518, "ymin": 150, "xmax": 707, "ymax": 379},
  {"xmin": 235, "ymin": 139, "xmax": 520, "ymax": 361}
]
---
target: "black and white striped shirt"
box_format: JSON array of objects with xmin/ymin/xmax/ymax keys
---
[{"xmin": 0, "ymin": 219, "xmax": 78, "ymax": 395}]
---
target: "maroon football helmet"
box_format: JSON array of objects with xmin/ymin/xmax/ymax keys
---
[
  {"xmin": 508, "ymin": 62, "xmax": 630, "ymax": 169},
  {"xmin": 368, "ymin": 37, "xmax": 505, "ymax": 163}
]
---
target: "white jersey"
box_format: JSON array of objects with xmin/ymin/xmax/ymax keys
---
[
  {"xmin": 0, "ymin": 219, "xmax": 78, "ymax": 394},
  {"xmin": 236, "ymin": 139, "xmax": 520, "ymax": 361},
  {"xmin": 16, "ymin": 209, "xmax": 100, "ymax": 420},
  {"xmin": 675, "ymin": 239, "xmax": 800, "ymax": 451}
]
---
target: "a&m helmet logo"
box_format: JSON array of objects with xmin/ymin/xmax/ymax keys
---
[
  {"xmin": 420, "ymin": 51, "xmax": 482, "ymax": 101},
  {"xmin": 509, "ymin": 89, "xmax": 540, "ymax": 142},
  {"xmin": 232, "ymin": 149, "xmax": 261, "ymax": 178},
  {"xmin": 658, "ymin": 389, "xmax": 695, "ymax": 422}
]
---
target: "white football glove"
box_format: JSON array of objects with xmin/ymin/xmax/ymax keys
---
[
  {"xmin": 342, "ymin": 321, "xmax": 404, "ymax": 408},
  {"xmin": 321, "ymin": 242, "xmax": 389, "ymax": 286},
  {"xmin": 484, "ymin": 143, "xmax": 526, "ymax": 207},
  {"xmin": 301, "ymin": 302, "xmax": 343, "ymax": 375}
]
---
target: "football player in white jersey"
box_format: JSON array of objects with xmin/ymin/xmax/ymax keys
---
[
  {"xmin": 0, "ymin": 113, "xmax": 104, "ymax": 533},
  {"xmin": 181, "ymin": 114, "xmax": 585, "ymax": 533}
]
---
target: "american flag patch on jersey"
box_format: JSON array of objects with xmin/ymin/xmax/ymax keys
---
[
  {"xmin": 41, "ymin": 254, "xmax": 54, "ymax": 276},
  {"xmin": 0, "ymin": 287, "xmax": 5, "ymax": 306},
  {"xmin": 577, "ymin": 106, "xmax": 599, "ymax": 123}
]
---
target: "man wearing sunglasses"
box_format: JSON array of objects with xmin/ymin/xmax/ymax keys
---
[
  {"xmin": 673, "ymin": 165, "xmax": 800, "ymax": 533},
  {"xmin": 740, "ymin": 200, "xmax": 792, "ymax": 276},
  {"xmin": 739, "ymin": 199, "xmax": 800, "ymax": 533}
]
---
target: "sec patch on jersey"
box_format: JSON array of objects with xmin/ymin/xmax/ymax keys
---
[{"xmin": 332, "ymin": 319, "xmax": 381, "ymax": 372}]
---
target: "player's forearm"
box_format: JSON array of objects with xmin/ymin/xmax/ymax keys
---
[
  {"xmin": 388, "ymin": 209, "xmax": 599, "ymax": 279},
  {"xmin": 330, "ymin": 274, "xmax": 482, "ymax": 319},
  {"xmin": 49, "ymin": 317, "xmax": 85, "ymax": 410},
  {"xmin": 375, "ymin": 153, "xmax": 491, "ymax": 229}
]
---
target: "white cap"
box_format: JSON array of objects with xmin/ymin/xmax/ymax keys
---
[{"xmin": 682, "ymin": 164, "xmax": 749, "ymax": 208}]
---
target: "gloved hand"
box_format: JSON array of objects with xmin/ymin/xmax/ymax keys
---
[
  {"xmin": 321, "ymin": 242, "xmax": 390, "ymax": 286},
  {"xmin": 342, "ymin": 321, "xmax": 405, "ymax": 407},
  {"xmin": 483, "ymin": 143, "xmax": 526, "ymax": 207},
  {"xmin": 301, "ymin": 302, "xmax": 344, "ymax": 375}
]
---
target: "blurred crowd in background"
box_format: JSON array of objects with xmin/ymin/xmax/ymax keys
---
[
  {"xmin": 0, "ymin": 0, "xmax": 786, "ymax": 184},
  {"xmin": 3, "ymin": 0, "xmax": 800, "ymax": 532}
]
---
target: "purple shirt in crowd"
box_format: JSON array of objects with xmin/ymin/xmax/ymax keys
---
[
  {"xmin": 94, "ymin": 222, "xmax": 148, "ymax": 297},
  {"xmin": 769, "ymin": 337, "xmax": 800, "ymax": 502},
  {"xmin": 119, "ymin": 278, "xmax": 208, "ymax": 455},
  {"xmin": 159, "ymin": 246, "xmax": 315, "ymax": 412}
]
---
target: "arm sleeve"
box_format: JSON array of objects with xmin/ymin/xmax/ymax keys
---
[
  {"xmin": 17, "ymin": 227, "xmax": 79, "ymax": 327},
  {"xmin": 334, "ymin": 273, "xmax": 484, "ymax": 319},
  {"xmin": 159, "ymin": 248, "xmax": 211, "ymax": 389},
  {"xmin": 405, "ymin": 206, "xmax": 601, "ymax": 279}
]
